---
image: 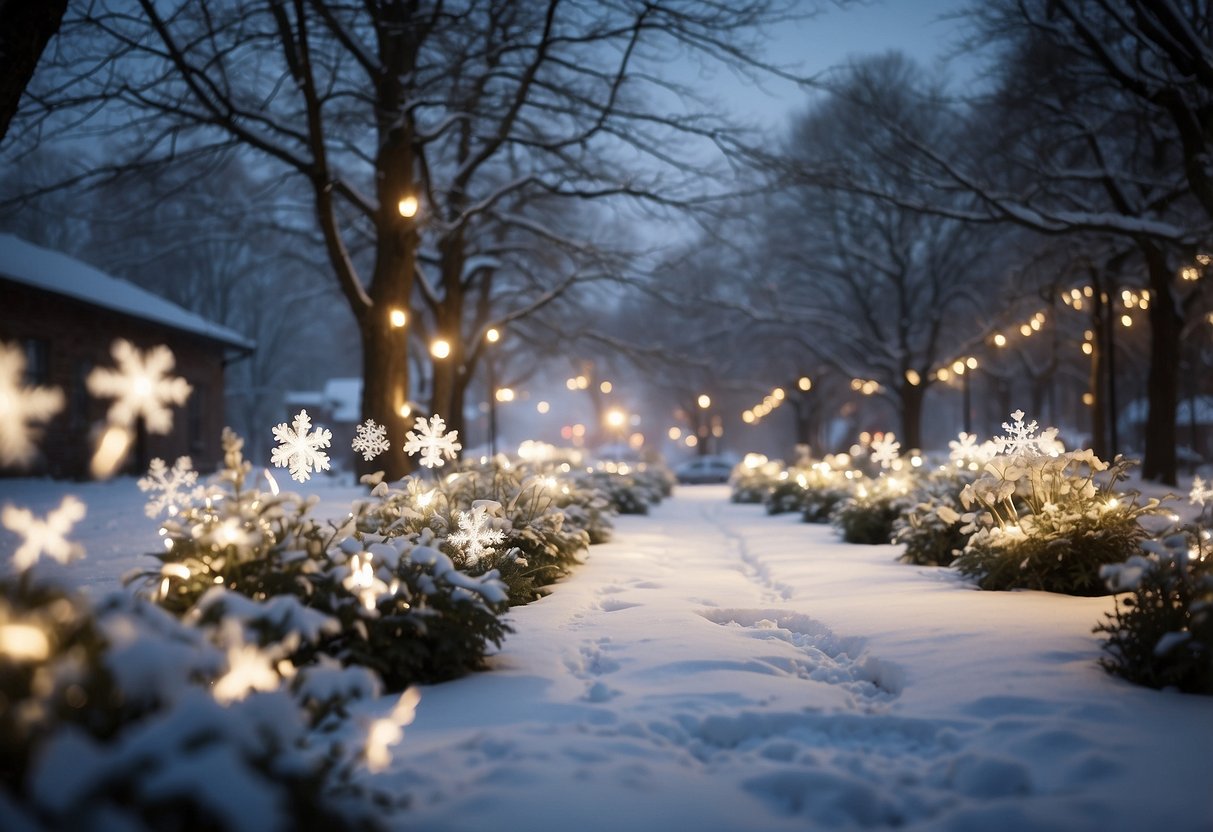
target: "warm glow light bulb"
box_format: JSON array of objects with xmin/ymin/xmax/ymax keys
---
[
  {"xmin": 397, "ymin": 195, "xmax": 419, "ymax": 218},
  {"xmin": 390, "ymin": 308, "xmax": 407, "ymax": 328},
  {"xmin": 600, "ymin": 381, "xmax": 613, "ymax": 394},
  {"xmin": 697, "ymin": 394, "xmax": 711, "ymax": 409},
  {"xmin": 536, "ymin": 401, "xmax": 550, "ymax": 414},
  {"xmin": 993, "ymin": 333, "xmax": 1007, "ymax": 347},
  {"xmin": 486, "ymin": 327, "xmax": 500, "ymax": 343},
  {"xmin": 430, "ymin": 339, "xmax": 451, "ymax": 359},
  {"xmin": 798, "ymin": 376, "xmax": 812, "ymax": 391}
]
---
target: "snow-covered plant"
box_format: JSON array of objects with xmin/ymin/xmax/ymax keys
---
[
  {"xmin": 0, "ymin": 529, "xmax": 411, "ymax": 829},
  {"xmin": 831, "ymin": 474, "xmax": 915, "ymax": 545},
  {"xmin": 131, "ymin": 428, "xmax": 509, "ymax": 690},
  {"xmin": 1096, "ymin": 530, "xmax": 1213, "ymax": 694},
  {"xmin": 580, "ymin": 468, "xmax": 659, "ymax": 515},
  {"xmin": 800, "ymin": 457, "xmax": 860, "ymax": 524},
  {"xmin": 893, "ymin": 468, "xmax": 975, "ymax": 567},
  {"xmin": 953, "ymin": 410, "xmax": 1164, "ymax": 595},
  {"xmin": 766, "ymin": 473, "xmax": 808, "ymax": 516},
  {"xmin": 730, "ymin": 456, "xmax": 784, "ymax": 504}
]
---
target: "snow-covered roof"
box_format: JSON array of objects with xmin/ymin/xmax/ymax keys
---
[{"xmin": 0, "ymin": 233, "xmax": 254, "ymax": 351}]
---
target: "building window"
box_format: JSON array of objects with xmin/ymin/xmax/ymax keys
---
[{"xmin": 23, "ymin": 338, "xmax": 49, "ymax": 385}]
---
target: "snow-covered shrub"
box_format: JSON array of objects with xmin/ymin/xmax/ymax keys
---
[
  {"xmin": 131, "ymin": 430, "xmax": 510, "ymax": 691},
  {"xmin": 730, "ymin": 457, "xmax": 783, "ymax": 504},
  {"xmin": 952, "ymin": 411, "xmax": 1164, "ymax": 595},
  {"xmin": 357, "ymin": 466, "xmax": 590, "ymax": 606},
  {"xmin": 0, "ymin": 567, "xmax": 411, "ymax": 831},
  {"xmin": 1096, "ymin": 530, "xmax": 1213, "ymax": 694},
  {"xmin": 893, "ymin": 469, "xmax": 974, "ymax": 567},
  {"xmin": 552, "ymin": 480, "xmax": 616, "ymax": 545},
  {"xmin": 831, "ymin": 475, "xmax": 914, "ymax": 545},
  {"xmin": 581, "ymin": 469, "xmax": 653, "ymax": 515},
  {"xmin": 765, "ymin": 478, "xmax": 807, "ymax": 515},
  {"xmin": 799, "ymin": 457, "xmax": 859, "ymax": 524}
]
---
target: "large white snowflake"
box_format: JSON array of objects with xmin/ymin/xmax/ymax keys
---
[
  {"xmin": 1191, "ymin": 476, "xmax": 1213, "ymax": 507},
  {"xmin": 0, "ymin": 342, "xmax": 64, "ymax": 467},
  {"xmin": 137, "ymin": 456, "xmax": 205, "ymax": 518},
  {"xmin": 403, "ymin": 414, "xmax": 462, "ymax": 468},
  {"xmin": 992, "ymin": 409, "xmax": 1060, "ymax": 457},
  {"xmin": 869, "ymin": 433, "xmax": 901, "ymax": 469},
  {"xmin": 86, "ymin": 339, "xmax": 191, "ymax": 433},
  {"xmin": 448, "ymin": 504, "xmax": 506, "ymax": 564},
  {"xmin": 270, "ymin": 409, "xmax": 332, "ymax": 483},
  {"xmin": 2, "ymin": 496, "xmax": 87, "ymax": 572},
  {"xmin": 352, "ymin": 418, "xmax": 390, "ymax": 462}
]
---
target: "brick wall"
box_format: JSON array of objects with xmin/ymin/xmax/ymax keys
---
[{"xmin": 0, "ymin": 280, "xmax": 231, "ymax": 479}]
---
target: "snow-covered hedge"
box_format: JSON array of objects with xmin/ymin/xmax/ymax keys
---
[
  {"xmin": 1097, "ymin": 530, "xmax": 1213, "ymax": 694},
  {"xmin": 0, "ymin": 564, "xmax": 413, "ymax": 830},
  {"xmin": 131, "ymin": 430, "xmax": 510, "ymax": 691}
]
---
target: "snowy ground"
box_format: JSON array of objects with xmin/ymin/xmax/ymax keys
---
[{"xmin": 2, "ymin": 478, "xmax": 1211, "ymax": 831}]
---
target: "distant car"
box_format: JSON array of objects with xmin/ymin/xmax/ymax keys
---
[{"xmin": 674, "ymin": 456, "xmax": 734, "ymax": 484}]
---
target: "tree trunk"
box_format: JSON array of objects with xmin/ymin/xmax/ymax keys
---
[
  {"xmin": 0, "ymin": 0, "xmax": 68, "ymax": 141},
  {"xmin": 899, "ymin": 381, "xmax": 925, "ymax": 450},
  {"xmin": 1140, "ymin": 243, "xmax": 1179, "ymax": 484},
  {"xmin": 1088, "ymin": 289, "xmax": 1108, "ymax": 459}
]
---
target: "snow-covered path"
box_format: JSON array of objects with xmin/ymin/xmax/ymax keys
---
[{"xmin": 390, "ymin": 485, "xmax": 1213, "ymax": 832}]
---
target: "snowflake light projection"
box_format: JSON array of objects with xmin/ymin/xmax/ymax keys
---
[
  {"xmin": 2, "ymin": 496, "xmax": 87, "ymax": 571},
  {"xmin": 448, "ymin": 504, "xmax": 506, "ymax": 564},
  {"xmin": 0, "ymin": 342, "xmax": 65, "ymax": 467},
  {"xmin": 993, "ymin": 409, "xmax": 1060, "ymax": 457},
  {"xmin": 365, "ymin": 688, "xmax": 421, "ymax": 773},
  {"xmin": 403, "ymin": 414, "xmax": 462, "ymax": 468},
  {"xmin": 1192, "ymin": 476, "xmax": 1212, "ymax": 508},
  {"xmin": 271, "ymin": 409, "xmax": 332, "ymax": 483},
  {"xmin": 869, "ymin": 433, "xmax": 901, "ymax": 469},
  {"xmin": 352, "ymin": 419, "xmax": 390, "ymax": 462},
  {"xmin": 211, "ymin": 620, "xmax": 285, "ymax": 705},
  {"xmin": 86, "ymin": 339, "xmax": 192, "ymax": 433},
  {"xmin": 138, "ymin": 456, "xmax": 205, "ymax": 518}
]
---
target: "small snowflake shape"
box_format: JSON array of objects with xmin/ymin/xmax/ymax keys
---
[
  {"xmin": 948, "ymin": 432, "xmax": 979, "ymax": 463},
  {"xmin": 403, "ymin": 414, "xmax": 462, "ymax": 468},
  {"xmin": 448, "ymin": 504, "xmax": 506, "ymax": 564},
  {"xmin": 869, "ymin": 433, "xmax": 901, "ymax": 469},
  {"xmin": 211, "ymin": 620, "xmax": 283, "ymax": 704},
  {"xmin": 138, "ymin": 456, "xmax": 205, "ymax": 518},
  {"xmin": 352, "ymin": 419, "xmax": 391, "ymax": 462},
  {"xmin": 271, "ymin": 409, "xmax": 332, "ymax": 483},
  {"xmin": 993, "ymin": 409, "xmax": 1059, "ymax": 457},
  {"xmin": 86, "ymin": 339, "xmax": 191, "ymax": 433},
  {"xmin": 2, "ymin": 496, "xmax": 87, "ymax": 572},
  {"xmin": 0, "ymin": 342, "xmax": 64, "ymax": 467},
  {"xmin": 1191, "ymin": 476, "xmax": 1213, "ymax": 507}
]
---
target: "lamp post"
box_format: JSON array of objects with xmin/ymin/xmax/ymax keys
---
[{"xmin": 485, "ymin": 327, "xmax": 500, "ymax": 457}]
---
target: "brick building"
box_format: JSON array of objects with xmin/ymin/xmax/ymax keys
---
[{"xmin": 0, "ymin": 233, "xmax": 253, "ymax": 478}]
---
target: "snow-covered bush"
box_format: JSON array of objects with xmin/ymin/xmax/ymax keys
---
[
  {"xmin": 580, "ymin": 469, "xmax": 653, "ymax": 515},
  {"xmin": 800, "ymin": 457, "xmax": 859, "ymax": 524},
  {"xmin": 730, "ymin": 457, "xmax": 784, "ymax": 504},
  {"xmin": 0, "ymin": 565, "xmax": 412, "ymax": 830},
  {"xmin": 830, "ymin": 474, "xmax": 914, "ymax": 544},
  {"xmin": 131, "ymin": 430, "xmax": 510, "ymax": 691},
  {"xmin": 893, "ymin": 468, "xmax": 974, "ymax": 567},
  {"xmin": 952, "ymin": 411, "xmax": 1164, "ymax": 595},
  {"xmin": 1096, "ymin": 530, "xmax": 1213, "ymax": 694},
  {"xmin": 356, "ymin": 466, "xmax": 590, "ymax": 607},
  {"xmin": 766, "ymin": 477, "xmax": 807, "ymax": 515}
]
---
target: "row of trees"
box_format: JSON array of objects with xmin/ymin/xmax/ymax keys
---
[
  {"xmin": 3, "ymin": 0, "xmax": 807, "ymax": 479},
  {"xmin": 640, "ymin": 0, "xmax": 1210, "ymax": 484}
]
